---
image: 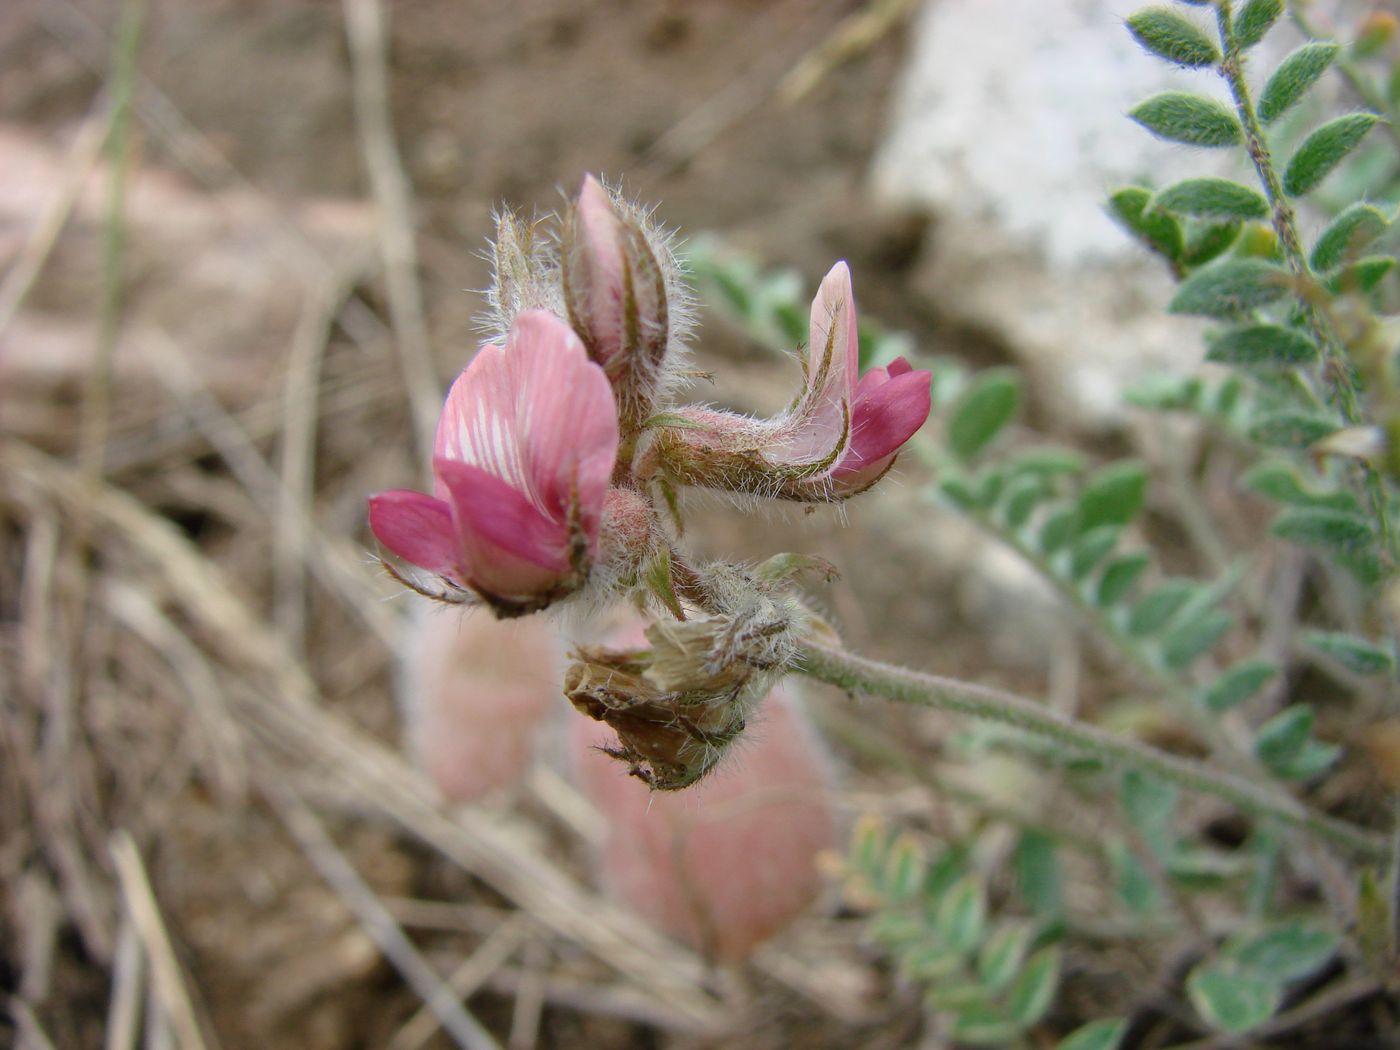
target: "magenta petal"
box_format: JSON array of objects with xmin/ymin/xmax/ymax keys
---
[
  {"xmin": 834, "ymin": 368, "xmax": 933, "ymax": 478},
  {"xmin": 886, "ymin": 356, "xmax": 914, "ymax": 378},
  {"xmin": 435, "ymin": 457, "xmax": 571, "ymax": 574},
  {"xmin": 369, "ymin": 490, "xmax": 462, "ymax": 577}
]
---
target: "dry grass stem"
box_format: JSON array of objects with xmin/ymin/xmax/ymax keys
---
[
  {"xmin": 341, "ymin": 0, "xmax": 440, "ymax": 462},
  {"xmin": 108, "ymin": 832, "xmax": 214, "ymax": 1050},
  {"xmin": 388, "ymin": 917, "xmax": 532, "ymax": 1050},
  {"xmin": 258, "ymin": 775, "xmax": 503, "ymax": 1050},
  {"xmin": 104, "ymin": 914, "xmax": 144, "ymax": 1050}
]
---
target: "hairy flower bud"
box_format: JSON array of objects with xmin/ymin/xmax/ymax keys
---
[
  {"xmin": 562, "ymin": 175, "xmax": 678, "ymax": 432},
  {"xmin": 568, "ymin": 682, "xmax": 838, "ymax": 961}
]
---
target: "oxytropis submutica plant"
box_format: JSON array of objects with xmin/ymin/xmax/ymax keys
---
[{"xmin": 369, "ymin": 175, "xmax": 933, "ymax": 789}]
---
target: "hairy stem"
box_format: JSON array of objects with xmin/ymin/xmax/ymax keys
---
[{"xmin": 794, "ymin": 639, "xmax": 1386, "ymax": 860}]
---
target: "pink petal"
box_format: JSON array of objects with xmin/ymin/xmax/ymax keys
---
[
  {"xmin": 433, "ymin": 312, "xmax": 619, "ymax": 541},
  {"xmin": 769, "ymin": 263, "xmax": 860, "ymax": 465},
  {"xmin": 368, "ymin": 490, "xmax": 463, "ymax": 578},
  {"xmin": 832, "ymin": 367, "xmax": 932, "ymax": 482},
  {"xmin": 435, "ymin": 458, "xmax": 572, "ymax": 594},
  {"xmin": 506, "ymin": 310, "xmax": 620, "ymax": 531}
]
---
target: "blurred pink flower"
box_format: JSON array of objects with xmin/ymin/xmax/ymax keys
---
[
  {"xmin": 569, "ymin": 680, "xmax": 838, "ymax": 962},
  {"xmin": 369, "ymin": 310, "xmax": 619, "ymax": 609},
  {"xmin": 400, "ymin": 606, "xmax": 562, "ymax": 803}
]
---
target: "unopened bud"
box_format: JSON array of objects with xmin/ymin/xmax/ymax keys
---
[{"xmin": 563, "ymin": 175, "xmax": 672, "ymax": 429}]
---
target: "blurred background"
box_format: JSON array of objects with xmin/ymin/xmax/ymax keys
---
[{"xmin": 5, "ymin": 0, "xmax": 1392, "ymax": 1047}]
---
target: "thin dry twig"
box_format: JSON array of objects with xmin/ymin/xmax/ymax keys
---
[
  {"xmin": 275, "ymin": 266, "xmax": 366, "ymax": 652},
  {"xmin": 258, "ymin": 774, "xmax": 503, "ymax": 1050},
  {"xmin": 507, "ymin": 936, "xmax": 548, "ymax": 1050},
  {"xmin": 0, "ymin": 101, "xmax": 110, "ymax": 339},
  {"xmin": 388, "ymin": 916, "xmax": 532, "ymax": 1050},
  {"xmin": 104, "ymin": 912, "xmax": 144, "ymax": 1050},
  {"xmin": 341, "ymin": 0, "xmax": 440, "ymax": 463},
  {"xmin": 108, "ymin": 831, "xmax": 214, "ymax": 1050},
  {"xmin": 134, "ymin": 329, "xmax": 400, "ymax": 649}
]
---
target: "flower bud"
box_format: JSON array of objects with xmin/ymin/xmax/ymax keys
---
[
  {"xmin": 562, "ymin": 175, "xmax": 674, "ymax": 431},
  {"xmin": 568, "ymin": 681, "xmax": 839, "ymax": 961}
]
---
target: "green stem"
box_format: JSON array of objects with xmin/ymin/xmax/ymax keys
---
[
  {"xmin": 794, "ymin": 639, "xmax": 1387, "ymax": 860},
  {"xmin": 1215, "ymin": 1, "xmax": 1399, "ymax": 569}
]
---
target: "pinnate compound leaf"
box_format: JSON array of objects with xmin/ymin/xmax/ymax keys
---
[
  {"xmin": 1169, "ymin": 258, "xmax": 1287, "ymax": 316},
  {"xmin": 1009, "ymin": 948, "xmax": 1061, "ymax": 1026},
  {"xmin": 1130, "ymin": 92, "xmax": 1243, "ymax": 147},
  {"xmin": 1001, "ymin": 477, "xmax": 1045, "ymax": 530},
  {"xmin": 1128, "ymin": 579, "xmax": 1196, "ymax": 636},
  {"xmin": 1013, "ymin": 830, "xmax": 1062, "ymax": 917},
  {"xmin": 1070, "ymin": 527, "xmax": 1121, "ymax": 580},
  {"xmin": 1078, "ymin": 461, "xmax": 1149, "ymax": 530},
  {"xmin": 1270, "ymin": 506, "xmax": 1374, "ymax": 556},
  {"xmin": 1181, "ymin": 220, "xmax": 1243, "ymax": 268},
  {"xmin": 1055, "ymin": 1019, "xmax": 1128, "ymax": 1050},
  {"xmin": 948, "ymin": 1008, "xmax": 1020, "ymax": 1046},
  {"xmin": 1233, "ymin": 0, "xmax": 1283, "ymax": 50},
  {"xmin": 1096, "ymin": 552, "xmax": 1150, "ymax": 607},
  {"xmin": 1311, "ymin": 203, "xmax": 1389, "ymax": 272},
  {"xmin": 1206, "ymin": 324, "xmax": 1318, "ymax": 367},
  {"xmin": 1108, "ymin": 187, "xmax": 1184, "ymax": 260},
  {"xmin": 977, "ymin": 923, "xmax": 1034, "ymax": 991},
  {"xmin": 1039, "ymin": 506, "xmax": 1081, "ymax": 555},
  {"xmin": 1326, "ymin": 255, "xmax": 1396, "ymax": 295},
  {"xmin": 1122, "ymin": 771, "xmax": 1177, "ymax": 855},
  {"xmin": 1153, "ymin": 178, "xmax": 1268, "ymax": 220},
  {"xmin": 1247, "ymin": 412, "xmax": 1338, "ymax": 449},
  {"xmin": 1188, "ymin": 962, "xmax": 1281, "ymax": 1033},
  {"xmin": 1259, "ymin": 42, "xmax": 1339, "ymax": 125},
  {"xmin": 881, "ymin": 834, "xmax": 927, "ymax": 900},
  {"xmin": 1283, "ymin": 113, "xmax": 1382, "ymax": 197},
  {"xmin": 936, "ymin": 876, "xmax": 987, "ymax": 955},
  {"xmin": 1161, "ymin": 609, "xmax": 1234, "ymax": 668},
  {"xmin": 1202, "ymin": 659, "xmax": 1278, "ymax": 712},
  {"xmin": 1255, "ymin": 704, "xmax": 1339, "ymax": 780},
  {"xmin": 1303, "ymin": 630, "xmax": 1394, "ymax": 674},
  {"xmin": 949, "ymin": 370, "xmax": 1020, "ymax": 460},
  {"xmin": 1010, "ymin": 447, "xmax": 1086, "ymax": 477},
  {"xmin": 1127, "ymin": 7, "xmax": 1220, "ymax": 67},
  {"xmin": 1229, "ymin": 922, "xmax": 1337, "ymax": 982}
]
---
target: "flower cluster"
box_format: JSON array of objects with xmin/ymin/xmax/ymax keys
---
[{"xmin": 369, "ymin": 175, "xmax": 931, "ymax": 782}]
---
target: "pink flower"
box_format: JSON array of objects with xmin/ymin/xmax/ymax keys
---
[
  {"xmin": 369, "ymin": 310, "xmax": 619, "ymax": 611},
  {"xmin": 794, "ymin": 262, "xmax": 932, "ymax": 493},
  {"xmin": 648, "ymin": 262, "xmax": 931, "ymax": 501}
]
